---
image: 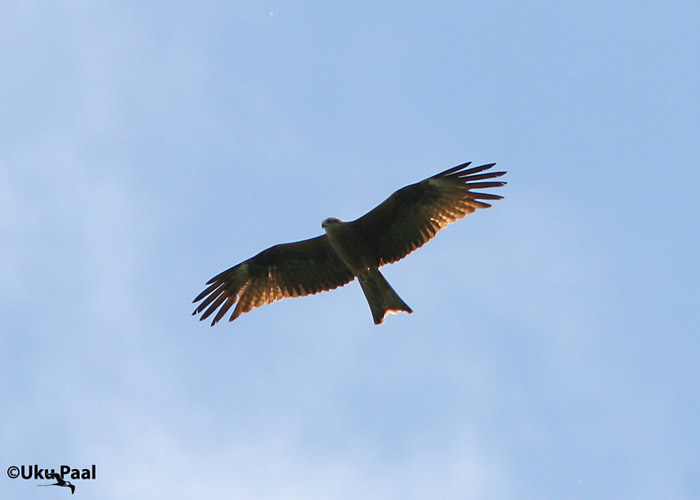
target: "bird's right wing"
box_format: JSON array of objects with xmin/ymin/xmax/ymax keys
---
[{"xmin": 193, "ymin": 235, "xmax": 355, "ymax": 325}]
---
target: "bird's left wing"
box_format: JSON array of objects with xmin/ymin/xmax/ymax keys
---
[
  {"xmin": 193, "ymin": 235, "xmax": 355, "ymax": 325},
  {"xmin": 349, "ymin": 162, "xmax": 506, "ymax": 266}
]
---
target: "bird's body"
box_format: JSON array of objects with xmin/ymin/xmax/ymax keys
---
[
  {"xmin": 322, "ymin": 217, "xmax": 412, "ymax": 323},
  {"xmin": 321, "ymin": 217, "xmax": 365, "ymax": 273},
  {"xmin": 193, "ymin": 162, "xmax": 505, "ymax": 325}
]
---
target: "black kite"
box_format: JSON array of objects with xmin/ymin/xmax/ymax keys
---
[{"xmin": 193, "ymin": 162, "xmax": 505, "ymax": 325}]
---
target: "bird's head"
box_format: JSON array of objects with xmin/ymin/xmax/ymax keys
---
[{"xmin": 321, "ymin": 217, "xmax": 344, "ymax": 230}]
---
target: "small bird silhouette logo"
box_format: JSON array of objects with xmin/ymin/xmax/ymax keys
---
[{"xmin": 38, "ymin": 473, "xmax": 75, "ymax": 494}]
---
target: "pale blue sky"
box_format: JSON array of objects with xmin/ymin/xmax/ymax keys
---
[{"xmin": 2, "ymin": 2, "xmax": 699, "ymax": 499}]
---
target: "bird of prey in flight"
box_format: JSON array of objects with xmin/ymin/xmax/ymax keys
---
[
  {"xmin": 193, "ymin": 162, "xmax": 505, "ymax": 325},
  {"xmin": 38, "ymin": 473, "xmax": 75, "ymax": 494}
]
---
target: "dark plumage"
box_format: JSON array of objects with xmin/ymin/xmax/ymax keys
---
[{"xmin": 193, "ymin": 162, "xmax": 506, "ymax": 325}]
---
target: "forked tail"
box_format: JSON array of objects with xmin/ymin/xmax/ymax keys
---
[{"xmin": 358, "ymin": 269, "xmax": 412, "ymax": 325}]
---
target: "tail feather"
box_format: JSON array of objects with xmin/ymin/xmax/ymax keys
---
[{"xmin": 358, "ymin": 270, "xmax": 412, "ymax": 325}]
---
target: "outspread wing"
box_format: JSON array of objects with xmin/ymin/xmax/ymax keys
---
[
  {"xmin": 350, "ymin": 162, "xmax": 506, "ymax": 266},
  {"xmin": 192, "ymin": 235, "xmax": 355, "ymax": 325}
]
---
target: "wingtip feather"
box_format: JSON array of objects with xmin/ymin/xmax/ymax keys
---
[
  {"xmin": 454, "ymin": 163, "xmax": 498, "ymax": 177},
  {"xmin": 432, "ymin": 161, "xmax": 472, "ymax": 178}
]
